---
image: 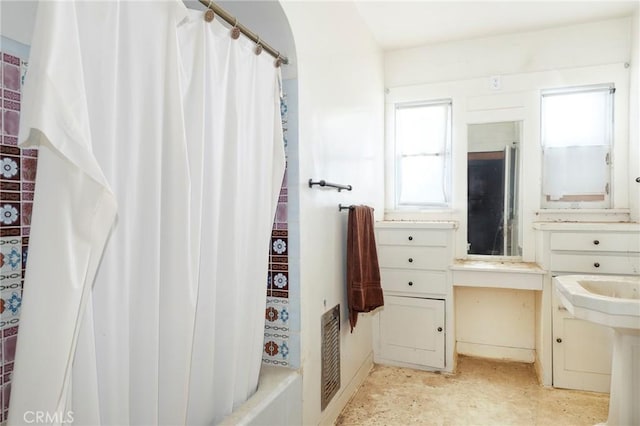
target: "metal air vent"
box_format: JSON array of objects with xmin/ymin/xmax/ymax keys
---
[{"xmin": 321, "ymin": 304, "xmax": 340, "ymax": 411}]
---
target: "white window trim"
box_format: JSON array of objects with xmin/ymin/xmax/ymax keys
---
[
  {"xmin": 385, "ymin": 84, "xmax": 465, "ymax": 222},
  {"xmin": 393, "ymin": 99, "xmax": 453, "ymax": 209},
  {"xmin": 540, "ymin": 83, "xmax": 615, "ymax": 209}
]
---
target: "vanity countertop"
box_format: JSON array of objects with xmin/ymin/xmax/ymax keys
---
[
  {"xmin": 451, "ymin": 260, "xmax": 546, "ymax": 275},
  {"xmin": 451, "ymin": 260, "xmax": 545, "ymax": 290},
  {"xmin": 532, "ymin": 222, "xmax": 640, "ymax": 231},
  {"xmin": 376, "ymin": 220, "xmax": 458, "ymax": 229}
]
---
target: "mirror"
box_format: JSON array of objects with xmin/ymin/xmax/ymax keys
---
[{"xmin": 467, "ymin": 122, "xmax": 521, "ymax": 257}]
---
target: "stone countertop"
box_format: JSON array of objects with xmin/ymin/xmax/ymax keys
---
[
  {"xmin": 451, "ymin": 259, "xmax": 546, "ymax": 275},
  {"xmin": 376, "ymin": 220, "xmax": 458, "ymax": 229},
  {"xmin": 533, "ymin": 222, "xmax": 640, "ymax": 231}
]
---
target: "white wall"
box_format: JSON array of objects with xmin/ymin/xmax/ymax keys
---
[
  {"xmin": 385, "ymin": 17, "xmax": 632, "ymax": 88},
  {"xmin": 0, "ymin": 1, "xmax": 36, "ymax": 59},
  {"xmin": 279, "ymin": 2, "xmax": 384, "ymax": 424},
  {"xmin": 384, "ymin": 16, "xmax": 635, "ymax": 362},
  {"xmin": 0, "ymin": 1, "xmax": 37, "ymax": 45}
]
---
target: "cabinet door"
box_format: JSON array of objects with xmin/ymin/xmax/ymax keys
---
[
  {"xmin": 378, "ymin": 296, "xmax": 445, "ymax": 368},
  {"xmin": 552, "ymin": 289, "xmax": 613, "ymax": 393}
]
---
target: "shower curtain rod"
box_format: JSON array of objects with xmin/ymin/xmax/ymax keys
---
[{"xmin": 197, "ymin": 0, "xmax": 289, "ymax": 65}]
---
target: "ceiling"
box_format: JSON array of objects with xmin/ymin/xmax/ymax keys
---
[
  {"xmin": 2, "ymin": 1, "xmax": 638, "ymax": 56},
  {"xmin": 353, "ymin": 1, "xmax": 639, "ymax": 50}
]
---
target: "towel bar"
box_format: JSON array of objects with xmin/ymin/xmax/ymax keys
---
[
  {"xmin": 308, "ymin": 179, "xmax": 352, "ymax": 192},
  {"xmin": 339, "ymin": 204, "xmax": 354, "ymax": 211}
]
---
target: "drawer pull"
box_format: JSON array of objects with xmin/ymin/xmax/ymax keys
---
[
  {"xmin": 408, "ymin": 258, "xmax": 413, "ymax": 263},
  {"xmin": 408, "ymin": 281, "xmax": 414, "ymax": 286},
  {"xmin": 593, "ymin": 240, "xmax": 600, "ymax": 245},
  {"xmin": 408, "ymin": 236, "xmax": 413, "ymax": 241},
  {"xmin": 437, "ymin": 327, "xmax": 443, "ymax": 332},
  {"xmin": 594, "ymin": 262, "xmax": 600, "ymax": 268},
  {"xmin": 556, "ymin": 338, "xmax": 562, "ymax": 343}
]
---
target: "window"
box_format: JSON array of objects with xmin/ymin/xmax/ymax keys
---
[
  {"xmin": 394, "ymin": 100, "xmax": 452, "ymax": 208},
  {"xmin": 541, "ymin": 84, "xmax": 614, "ymax": 208}
]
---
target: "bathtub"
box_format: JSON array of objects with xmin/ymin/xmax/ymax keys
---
[{"xmin": 219, "ymin": 366, "xmax": 302, "ymax": 425}]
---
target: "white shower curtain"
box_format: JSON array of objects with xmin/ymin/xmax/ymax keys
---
[{"xmin": 8, "ymin": 1, "xmax": 285, "ymax": 425}]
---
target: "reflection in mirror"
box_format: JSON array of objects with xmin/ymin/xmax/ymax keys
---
[{"xmin": 467, "ymin": 122, "xmax": 521, "ymax": 256}]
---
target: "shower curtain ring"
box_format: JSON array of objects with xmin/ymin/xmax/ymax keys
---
[
  {"xmin": 231, "ymin": 18, "xmax": 241, "ymax": 39},
  {"xmin": 204, "ymin": 0, "xmax": 215, "ymax": 22},
  {"xmin": 274, "ymin": 53, "xmax": 283, "ymax": 68},
  {"xmin": 255, "ymin": 37, "xmax": 263, "ymax": 56}
]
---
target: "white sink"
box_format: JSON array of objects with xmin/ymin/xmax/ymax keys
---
[
  {"xmin": 554, "ymin": 275, "xmax": 640, "ymax": 426},
  {"xmin": 554, "ymin": 275, "xmax": 640, "ymax": 330}
]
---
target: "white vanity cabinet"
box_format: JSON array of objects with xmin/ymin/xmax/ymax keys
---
[
  {"xmin": 373, "ymin": 222, "xmax": 456, "ymax": 372},
  {"xmin": 535, "ymin": 223, "xmax": 640, "ymax": 393}
]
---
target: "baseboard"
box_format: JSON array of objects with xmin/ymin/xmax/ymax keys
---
[
  {"xmin": 533, "ymin": 355, "xmax": 544, "ymax": 385},
  {"xmin": 373, "ymin": 355, "xmax": 454, "ymax": 374},
  {"xmin": 533, "ymin": 353, "xmax": 553, "ymax": 387},
  {"xmin": 457, "ymin": 341, "xmax": 535, "ymax": 363}
]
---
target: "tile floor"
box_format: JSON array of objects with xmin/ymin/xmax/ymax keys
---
[{"xmin": 336, "ymin": 356, "xmax": 609, "ymax": 425}]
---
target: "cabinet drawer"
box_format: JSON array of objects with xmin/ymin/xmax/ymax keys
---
[
  {"xmin": 377, "ymin": 246, "xmax": 449, "ymax": 270},
  {"xmin": 380, "ymin": 269, "xmax": 447, "ymax": 295},
  {"xmin": 377, "ymin": 228, "xmax": 448, "ymax": 247},
  {"xmin": 551, "ymin": 253, "xmax": 640, "ymax": 275},
  {"xmin": 550, "ymin": 232, "xmax": 640, "ymax": 252}
]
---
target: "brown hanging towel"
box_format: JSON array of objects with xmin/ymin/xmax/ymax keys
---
[{"xmin": 347, "ymin": 205, "xmax": 384, "ymax": 332}]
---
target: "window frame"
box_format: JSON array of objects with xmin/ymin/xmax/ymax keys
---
[
  {"xmin": 391, "ymin": 99, "xmax": 453, "ymax": 210},
  {"xmin": 540, "ymin": 83, "xmax": 615, "ymax": 209}
]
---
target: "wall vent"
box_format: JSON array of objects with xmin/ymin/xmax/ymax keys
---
[{"xmin": 321, "ymin": 304, "xmax": 341, "ymax": 411}]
